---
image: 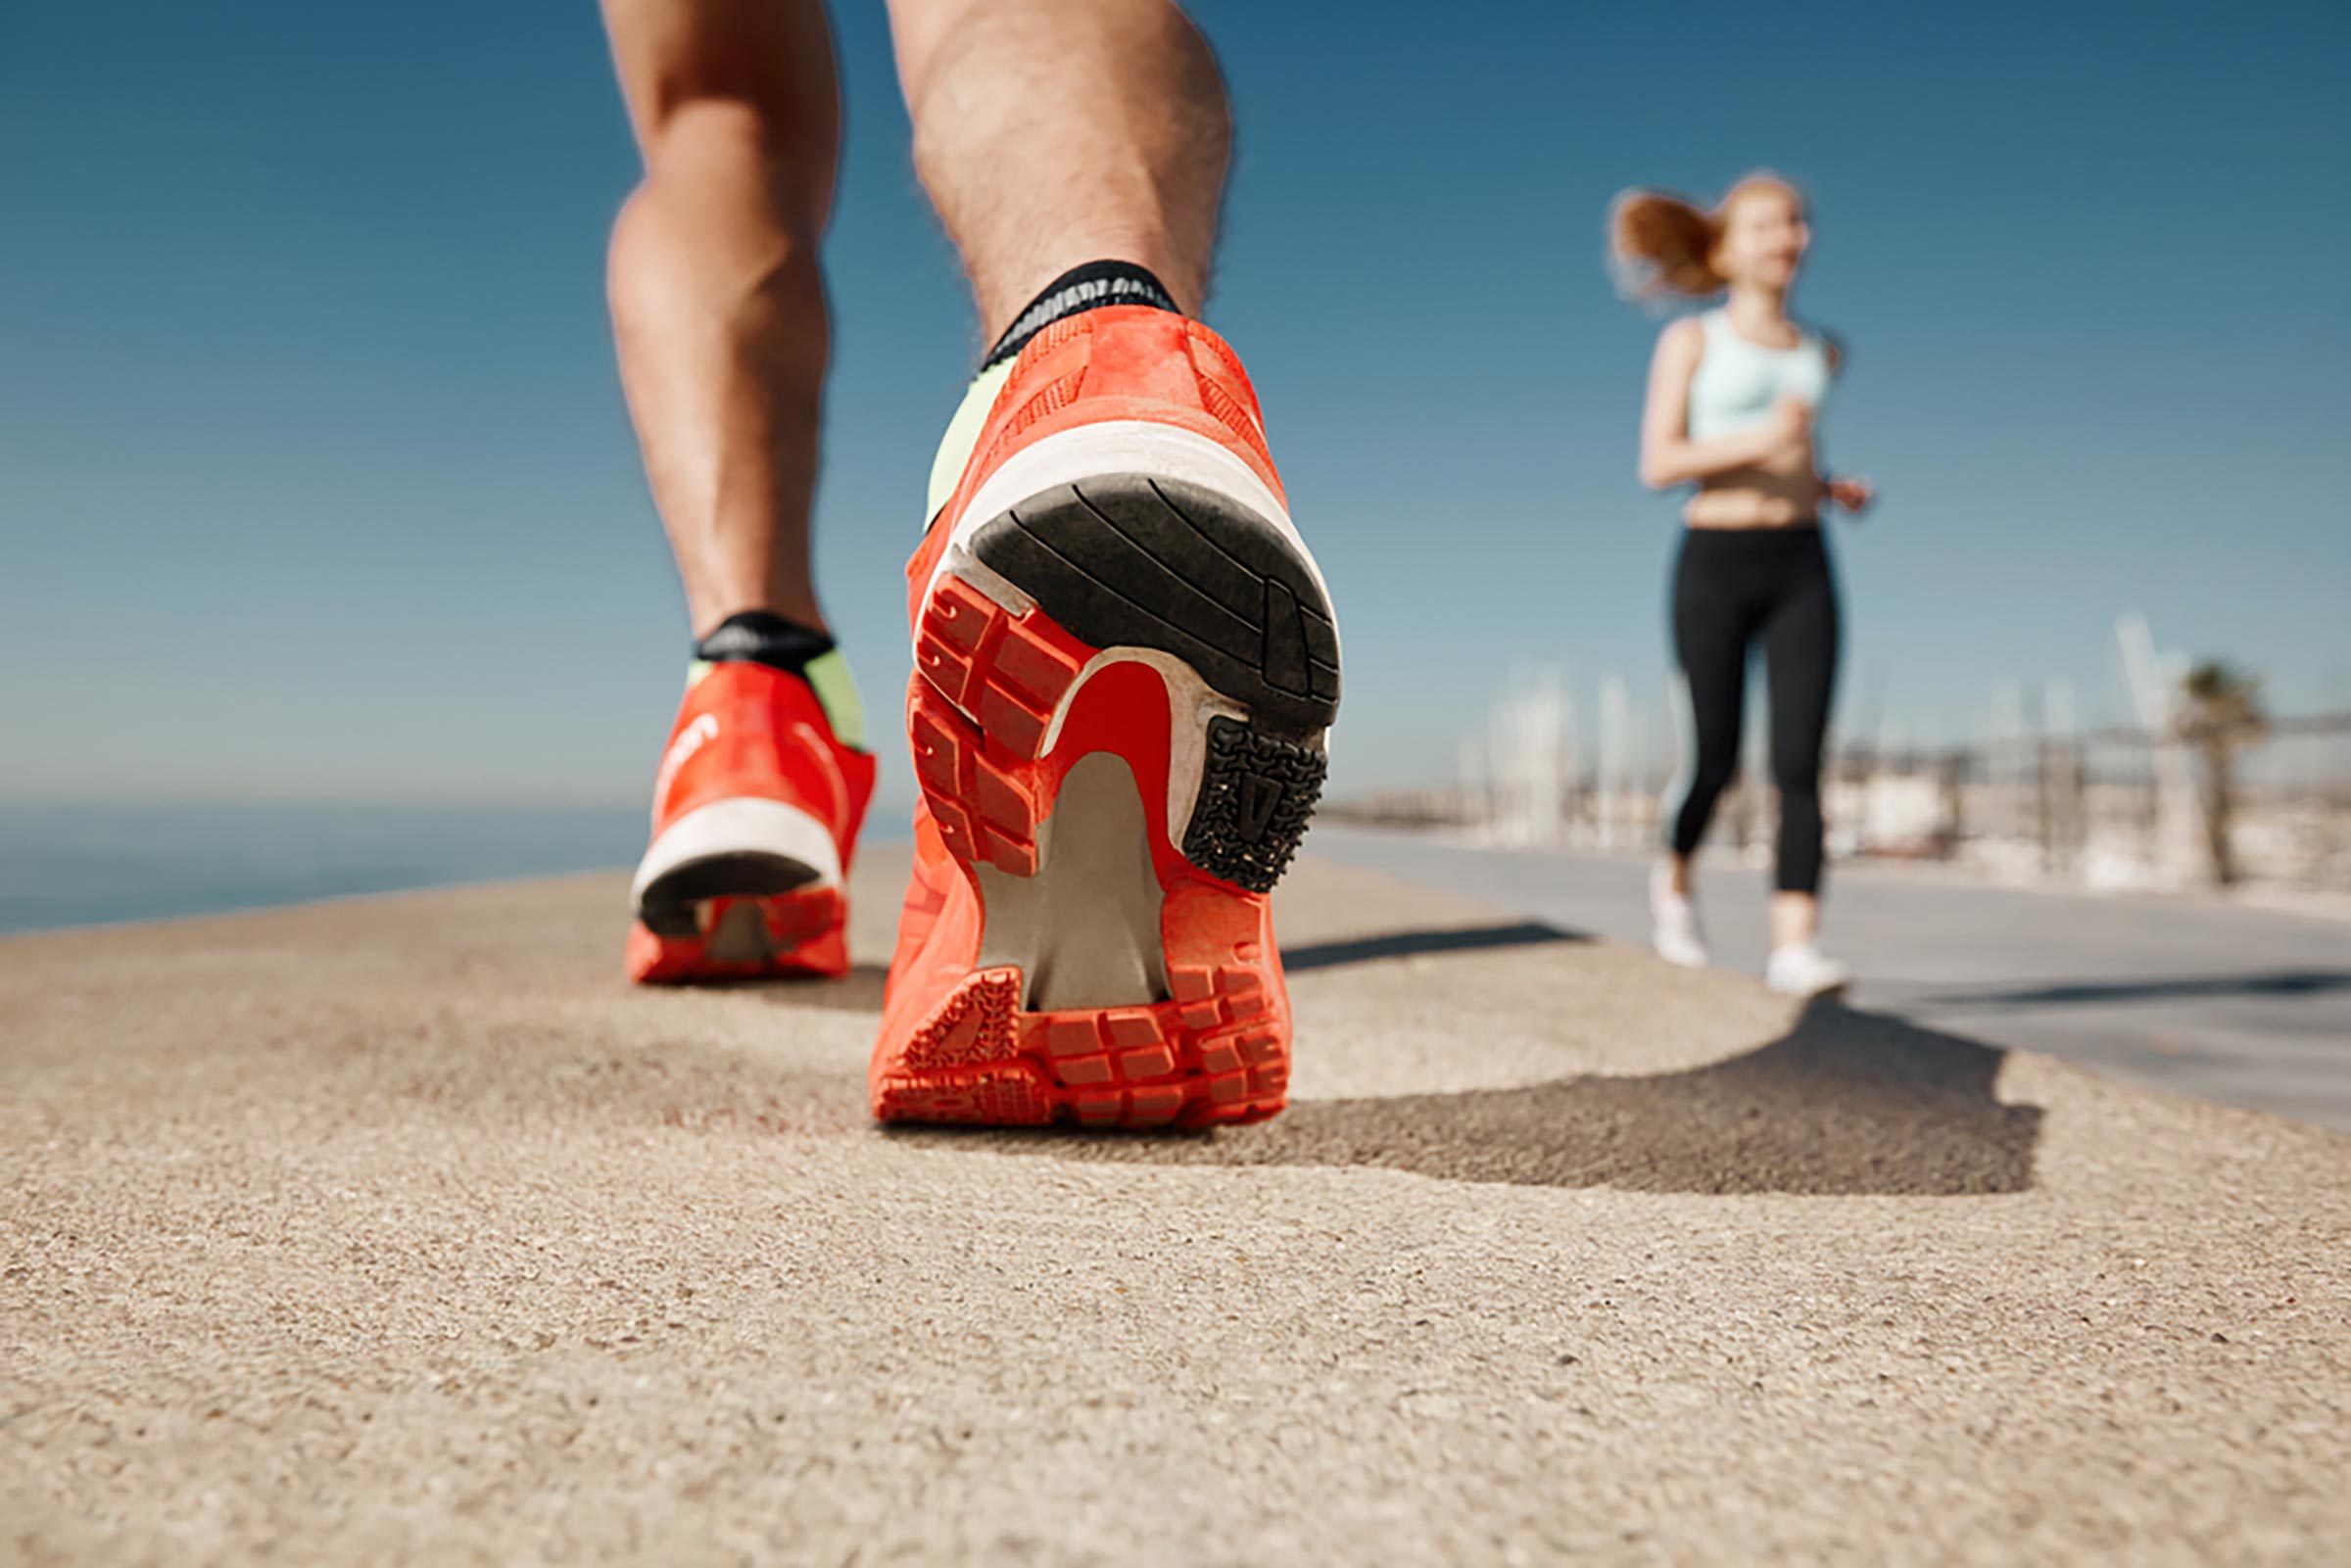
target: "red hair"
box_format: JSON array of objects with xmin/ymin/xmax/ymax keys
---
[{"xmin": 1608, "ymin": 174, "xmax": 1802, "ymax": 301}]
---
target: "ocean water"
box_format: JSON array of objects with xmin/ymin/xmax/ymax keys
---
[{"xmin": 0, "ymin": 804, "xmax": 649, "ymax": 936}]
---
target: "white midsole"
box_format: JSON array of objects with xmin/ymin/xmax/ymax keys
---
[
  {"xmin": 916, "ymin": 419, "xmax": 1335, "ymax": 640},
  {"xmin": 630, "ymin": 797, "xmax": 841, "ymax": 909}
]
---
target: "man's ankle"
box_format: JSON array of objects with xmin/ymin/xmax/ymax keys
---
[
  {"xmin": 694, "ymin": 609, "xmax": 833, "ymax": 673},
  {"xmin": 982, "ymin": 260, "xmax": 1182, "ymax": 370},
  {"xmin": 693, "ymin": 611, "xmax": 865, "ymax": 752}
]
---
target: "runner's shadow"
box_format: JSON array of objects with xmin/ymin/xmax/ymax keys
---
[
  {"xmin": 1901, "ymin": 968, "xmax": 2351, "ymax": 1009},
  {"xmin": 1280, "ymin": 920, "xmax": 1590, "ymax": 972},
  {"xmin": 915, "ymin": 997, "xmax": 2041, "ymax": 1197},
  {"xmin": 744, "ymin": 923, "xmax": 1584, "ymax": 1014},
  {"xmin": 1236, "ymin": 999, "xmax": 2039, "ymax": 1195}
]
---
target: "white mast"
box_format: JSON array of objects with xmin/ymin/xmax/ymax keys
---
[{"xmin": 2117, "ymin": 614, "xmax": 2200, "ymax": 886}]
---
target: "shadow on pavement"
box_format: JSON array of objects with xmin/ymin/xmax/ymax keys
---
[
  {"xmin": 738, "ymin": 922, "xmax": 1587, "ymax": 1010},
  {"xmin": 1225, "ymin": 999, "xmax": 2040, "ymax": 1195},
  {"xmin": 1902, "ymin": 969, "xmax": 2351, "ymax": 1010},
  {"xmin": 771, "ymin": 913, "xmax": 2041, "ymax": 1195},
  {"xmin": 1280, "ymin": 920, "xmax": 1590, "ymax": 973},
  {"xmin": 916, "ymin": 998, "xmax": 2042, "ymax": 1197}
]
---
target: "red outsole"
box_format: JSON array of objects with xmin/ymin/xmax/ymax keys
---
[
  {"xmin": 626, "ymin": 888, "xmax": 849, "ymax": 985},
  {"xmin": 873, "ymin": 574, "xmax": 1291, "ymax": 1129},
  {"xmin": 872, "ymin": 965, "xmax": 1287, "ymax": 1130}
]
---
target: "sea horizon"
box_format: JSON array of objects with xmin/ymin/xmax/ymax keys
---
[{"xmin": 0, "ymin": 801, "xmax": 659, "ymax": 936}]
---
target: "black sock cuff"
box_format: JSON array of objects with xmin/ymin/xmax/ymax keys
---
[
  {"xmin": 982, "ymin": 261, "xmax": 1181, "ymax": 369},
  {"xmin": 694, "ymin": 611, "xmax": 835, "ymax": 674}
]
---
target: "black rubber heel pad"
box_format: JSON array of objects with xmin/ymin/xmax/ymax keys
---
[
  {"xmin": 968, "ymin": 475, "xmax": 1340, "ymax": 737},
  {"xmin": 637, "ymin": 852, "xmax": 818, "ymax": 937},
  {"xmin": 1181, "ymin": 717, "xmax": 1327, "ymax": 894}
]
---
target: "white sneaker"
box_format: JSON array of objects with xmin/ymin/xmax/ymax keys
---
[
  {"xmin": 1650, "ymin": 863, "xmax": 1709, "ymax": 969},
  {"xmin": 1765, "ymin": 942, "xmax": 1850, "ymax": 998}
]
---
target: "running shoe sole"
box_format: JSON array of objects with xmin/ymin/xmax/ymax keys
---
[
  {"xmin": 629, "ymin": 797, "xmax": 848, "ymax": 982},
  {"xmin": 879, "ymin": 458, "xmax": 1338, "ymax": 1129}
]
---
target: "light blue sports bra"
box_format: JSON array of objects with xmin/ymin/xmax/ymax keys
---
[{"xmin": 1685, "ymin": 308, "xmax": 1834, "ymax": 441}]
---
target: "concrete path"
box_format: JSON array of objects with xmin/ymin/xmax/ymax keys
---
[
  {"xmin": 1313, "ymin": 827, "xmax": 2351, "ymax": 1133},
  {"xmin": 5, "ymin": 850, "xmax": 2347, "ymax": 1564}
]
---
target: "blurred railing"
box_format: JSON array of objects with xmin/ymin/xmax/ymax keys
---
[{"xmin": 1325, "ymin": 708, "xmax": 2351, "ymax": 896}]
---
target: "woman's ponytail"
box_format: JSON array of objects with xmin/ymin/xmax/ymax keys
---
[
  {"xmin": 1608, "ymin": 175, "xmax": 1801, "ymax": 303},
  {"xmin": 1607, "ymin": 189, "xmax": 1726, "ymax": 300}
]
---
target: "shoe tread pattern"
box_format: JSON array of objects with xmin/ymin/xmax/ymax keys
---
[
  {"xmin": 874, "ymin": 964, "xmax": 1288, "ymax": 1130},
  {"xmin": 1181, "ymin": 717, "xmax": 1328, "ymax": 895},
  {"xmin": 969, "ymin": 475, "xmax": 1339, "ymax": 737},
  {"xmin": 892, "ymin": 573, "xmax": 1296, "ymax": 1128}
]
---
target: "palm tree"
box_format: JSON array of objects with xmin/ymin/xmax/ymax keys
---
[{"xmin": 2175, "ymin": 661, "xmax": 2268, "ymax": 886}]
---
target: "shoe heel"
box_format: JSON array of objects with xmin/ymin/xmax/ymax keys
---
[
  {"xmin": 626, "ymin": 886, "xmax": 847, "ymax": 983},
  {"xmin": 922, "ymin": 468, "xmax": 1338, "ymax": 887},
  {"xmin": 1182, "ymin": 715, "xmax": 1328, "ymax": 895},
  {"xmin": 890, "ymin": 561, "xmax": 1301, "ymax": 1128},
  {"xmin": 628, "ymin": 794, "xmax": 849, "ymax": 983},
  {"xmin": 963, "ymin": 472, "xmax": 1339, "ymax": 740}
]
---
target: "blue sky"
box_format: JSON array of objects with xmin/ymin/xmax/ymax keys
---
[{"xmin": 2, "ymin": 0, "xmax": 2345, "ymax": 810}]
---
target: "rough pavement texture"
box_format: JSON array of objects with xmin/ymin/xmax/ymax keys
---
[{"xmin": 4, "ymin": 851, "xmax": 2347, "ymax": 1565}]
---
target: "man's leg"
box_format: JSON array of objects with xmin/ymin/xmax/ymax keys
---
[
  {"xmin": 606, "ymin": 0, "xmax": 876, "ymax": 986},
  {"xmin": 605, "ymin": 0, "xmax": 838, "ymax": 634},
  {"xmin": 886, "ymin": 0, "xmax": 1230, "ymax": 336},
  {"xmin": 869, "ymin": 1, "xmax": 1341, "ymax": 1129}
]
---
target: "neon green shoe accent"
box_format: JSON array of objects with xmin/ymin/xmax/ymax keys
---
[
  {"xmin": 801, "ymin": 647, "xmax": 866, "ymax": 752},
  {"xmin": 924, "ymin": 358, "xmax": 1016, "ymax": 524},
  {"xmin": 686, "ymin": 654, "xmax": 864, "ymax": 750}
]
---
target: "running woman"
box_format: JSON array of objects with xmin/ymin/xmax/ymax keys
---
[
  {"xmin": 1610, "ymin": 174, "xmax": 1872, "ymax": 998},
  {"xmin": 607, "ymin": 0, "xmax": 1338, "ymax": 1125}
]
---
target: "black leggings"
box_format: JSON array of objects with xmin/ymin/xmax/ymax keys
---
[{"xmin": 1667, "ymin": 526, "xmax": 1840, "ymax": 894}]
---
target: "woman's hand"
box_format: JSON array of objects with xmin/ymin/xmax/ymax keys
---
[
  {"xmin": 1826, "ymin": 474, "xmax": 1875, "ymax": 514},
  {"xmin": 1764, "ymin": 395, "xmax": 1814, "ymax": 449}
]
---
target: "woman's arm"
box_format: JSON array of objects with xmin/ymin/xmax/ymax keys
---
[
  {"xmin": 1817, "ymin": 336, "xmax": 1877, "ymax": 512},
  {"xmin": 1638, "ymin": 318, "xmax": 1808, "ymax": 489}
]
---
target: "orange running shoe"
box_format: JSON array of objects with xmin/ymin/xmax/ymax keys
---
[
  {"xmin": 872, "ymin": 306, "xmax": 1340, "ymax": 1128},
  {"xmin": 626, "ymin": 657, "xmax": 875, "ymax": 983}
]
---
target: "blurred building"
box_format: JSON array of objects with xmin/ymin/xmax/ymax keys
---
[{"xmin": 1327, "ymin": 618, "xmax": 2351, "ymax": 900}]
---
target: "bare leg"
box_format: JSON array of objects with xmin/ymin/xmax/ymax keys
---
[
  {"xmin": 1768, "ymin": 890, "xmax": 1819, "ymax": 950},
  {"xmin": 603, "ymin": 0, "xmax": 840, "ymax": 636},
  {"xmin": 885, "ymin": 0, "xmax": 1232, "ymax": 339}
]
